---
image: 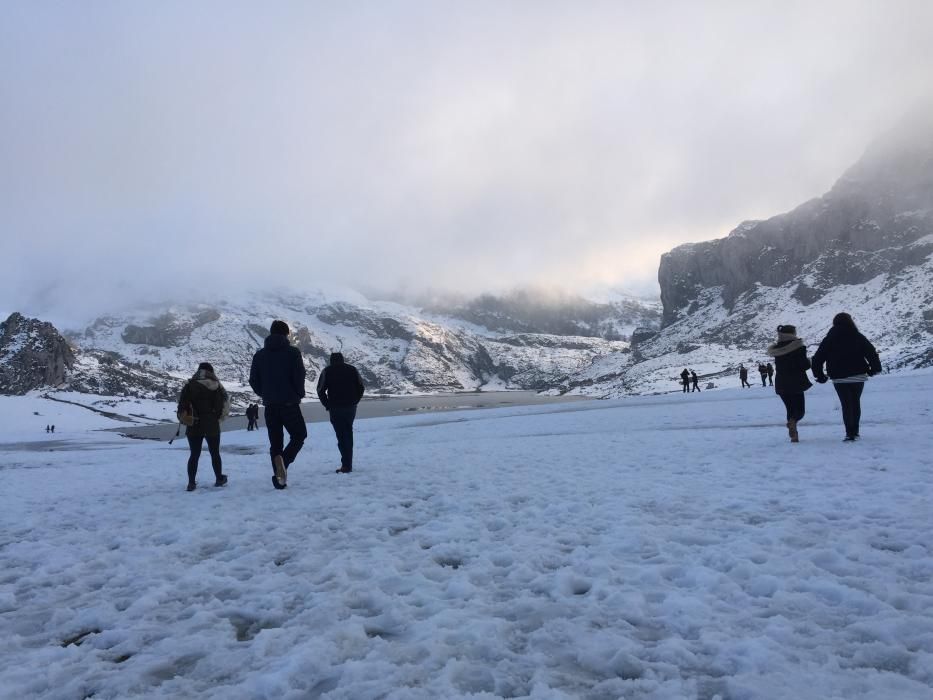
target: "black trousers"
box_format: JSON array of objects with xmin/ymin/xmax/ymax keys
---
[
  {"xmin": 778, "ymin": 393, "xmax": 806, "ymax": 422},
  {"xmin": 692, "ymin": 381, "xmax": 700, "ymax": 392},
  {"xmin": 833, "ymin": 382, "xmax": 864, "ymax": 437},
  {"xmin": 682, "ymin": 381, "xmax": 689, "ymax": 393},
  {"xmin": 187, "ymin": 433, "xmax": 222, "ymax": 483},
  {"xmin": 329, "ymin": 405, "xmax": 357, "ymax": 469},
  {"xmin": 264, "ymin": 403, "xmax": 307, "ymax": 472}
]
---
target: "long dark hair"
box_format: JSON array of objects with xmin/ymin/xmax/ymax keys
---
[{"xmin": 832, "ymin": 312, "xmax": 858, "ymax": 332}]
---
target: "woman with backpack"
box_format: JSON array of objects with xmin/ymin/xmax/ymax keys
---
[
  {"xmin": 811, "ymin": 313, "xmax": 882, "ymax": 442},
  {"xmin": 177, "ymin": 362, "xmax": 230, "ymax": 491},
  {"xmin": 767, "ymin": 324, "xmax": 812, "ymax": 443}
]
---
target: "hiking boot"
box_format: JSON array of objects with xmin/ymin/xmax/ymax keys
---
[
  {"xmin": 186, "ymin": 482, "xmax": 196, "ymax": 492},
  {"xmin": 843, "ymin": 435, "xmax": 857, "ymax": 442},
  {"xmin": 786, "ymin": 420, "xmax": 798, "ymax": 442},
  {"xmin": 335, "ymin": 467, "xmax": 352, "ymax": 473},
  {"xmin": 214, "ymin": 474, "xmax": 228, "ymax": 487},
  {"xmin": 273, "ymin": 455, "xmax": 287, "ymax": 487},
  {"xmin": 271, "ymin": 474, "xmax": 287, "ymax": 490}
]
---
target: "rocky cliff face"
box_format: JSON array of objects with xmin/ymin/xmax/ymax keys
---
[
  {"xmin": 0, "ymin": 313, "xmax": 76, "ymax": 394},
  {"xmin": 659, "ymin": 120, "xmax": 933, "ymax": 326}
]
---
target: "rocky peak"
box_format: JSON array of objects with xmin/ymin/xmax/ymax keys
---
[
  {"xmin": 0, "ymin": 312, "xmax": 76, "ymax": 394},
  {"xmin": 658, "ymin": 112, "xmax": 933, "ymax": 326}
]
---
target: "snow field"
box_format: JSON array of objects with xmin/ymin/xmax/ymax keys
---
[{"xmin": 1, "ymin": 374, "xmax": 932, "ymax": 698}]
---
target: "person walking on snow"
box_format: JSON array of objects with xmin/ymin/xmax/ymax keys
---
[
  {"xmin": 739, "ymin": 364, "xmax": 751, "ymax": 388},
  {"xmin": 758, "ymin": 363, "xmax": 768, "ymax": 387},
  {"xmin": 177, "ymin": 362, "xmax": 230, "ymax": 491},
  {"xmin": 246, "ymin": 403, "xmax": 259, "ymax": 431},
  {"xmin": 249, "ymin": 320, "xmax": 307, "ymax": 489},
  {"xmin": 317, "ymin": 352, "xmax": 365, "ymax": 473},
  {"xmin": 811, "ymin": 312, "xmax": 881, "ymax": 442},
  {"xmin": 691, "ymin": 370, "xmax": 701, "ymax": 392},
  {"xmin": 767, "ymin": 325, "xmax": 812, "ymax": 443},
  {"xmin": 680, "ymin": 368, "xmax": 690, "ymax": 393},
  {"xmin": 766, "ymin": 362, "xmax": 774, "ymax": 386}
]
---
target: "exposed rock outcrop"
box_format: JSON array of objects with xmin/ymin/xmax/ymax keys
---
[{"xmin": 0, "ymin": 312, "xmax": 76, "ymax": 394}]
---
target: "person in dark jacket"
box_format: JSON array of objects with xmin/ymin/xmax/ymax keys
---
[
  {"xmin": 690, "ymin": 370, "xmax": 701, "ymax": 392},
  {"xmin": 766, "ymin": 325, "xmax": 812, "ymax": 443},
  {"xmin": 766, "ymin": 362, "xmax": 774, "ymax": 386},
  {"xmin": 739, "ymin": 365, "xmax": 750, "ymax": 388},
  {"xmin": 177, "ymin": 362, "xmax": 230, "ymax": 491},
  {"xmin": 245, "ymin": 403, "xmax": 258, "ymax": 431},
  {"xmin": 680, "ymin": 368, "xmax": 690, "ymax": 393},
  {"xmin": 758, "ymin": 363, "xmax": 768, "ymax": 387},
  {"xmin": 249, "ymin": 320, "xmax": 307, "ymax": 489},
  {"xmin": 811, "ymin": 312, "xmax": 882, "ymax": 442},
  {"xmin": 316, "ymin": 352, "xmax": 365, "ymax": 473}
]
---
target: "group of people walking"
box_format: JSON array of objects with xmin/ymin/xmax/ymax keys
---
[
  {"xmin": 679, "ymin": 368, "xmax": 702, "ymax": 392},
  {"xmin": 177, "ymin": 320, "xmax": 365, "ymax": 491},
  {"xmin": 767, "ymin": 312, "xmax": 881, "ymax": 443}
]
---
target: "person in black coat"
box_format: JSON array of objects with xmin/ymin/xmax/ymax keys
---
[
  {"xmin": 177, "ymin": 362, "xmax": 230, "ymax": 490},
  {"xmin": 766, "ymin": 325, "xmax": 812, "ymax": 443},
  {"xmin": 680, "ymin": 368, "xmax": 690, "ymax": 393},
  {"xmin": 249, "ymin": 320, "xmax": 307, "ymax": 489},
  {"xmin": 811, "ymin": 312, "xmax": 882, "ymax": 441},
  {"xmin": 316, "ymin": 352, "xmax": 365, "ymax": 473},
  {"xmin": 739, "ymin": 364, "xmax": 750, "ymax": 388},
  {"xmin": 690, "ymin": 370, "xmax": 701, "ymax": 392},
  {"xmin": 766, "ymin": 362, "xmax": 774, "ymax": 386}
]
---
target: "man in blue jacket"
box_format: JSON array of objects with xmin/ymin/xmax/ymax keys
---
[{"xmin": 249, "ymin": 320, "xmax": 307, "ymax": 489}]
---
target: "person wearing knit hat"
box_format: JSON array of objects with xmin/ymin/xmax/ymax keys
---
[
  {"xmin": 249, "ymin": 320, "xmax": 307, "ymax": 489},
  {"xmin": 766, "ymin": 324, "xmax": 812, "ymax": 443},
  {"xmin": 177, "ymin": 361, "xmax": 230, "ymax": 490}
]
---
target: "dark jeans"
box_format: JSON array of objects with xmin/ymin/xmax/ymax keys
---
[
  {"xmin": 778, "ymin": 393, "xmax": 806, "ymax": 422},
  {"xmin": 187, "ymin": 433, "xmax": 222, "ymax": 483},
  {"xmin": 761, "ymin": 374, "xmax": 767, "ymax": 387},
  {"xmin": 329, "ymin": 405, "xmax": 357, "ymax": 469},
  {"xmin": 691, "ymin": 381, "xmax": 700, "ymax": 392},
  {"xmin": 833, "ymin": 382, "xmax": 864, "ymax": 437},
  {"xmin": 682, "ymin": 381, "xmax": 689, "ymax": 393},
  {"xmin": 264, "ymin": 404, "xmax": 307, "ymax": 472}
]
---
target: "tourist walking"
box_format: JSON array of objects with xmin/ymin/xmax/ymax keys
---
[
  {"xmin": 680, "ymin": 368, "xmax": 690, "ymax": 393},
  {"xmin": 177, "ymin": 362, "xmax": 230, "ymax": 491},
  {"xmin": 691, "ymin": 370, "xmax": 701, "ymax": 392},
  {"xmin": 758, "ymin": 363, "xmax": 768, "ymax": 387},
  {"xmin": 739, "ymin": 364, "xmax": 751, "ymax": 388},
  {"xmin": 317, "ymin": 352, "xmax": 365, "ymax": 473},
  {"xmin": 246, "ymin": 403, "xmax": 259, "ymax": 431},
  {"xmin": 811, "ymin": 312, "xmax": 882, "ymax": 442},
  {"xmin": 766, "ymin": 325, "xmax": 812, "ymax": 443},
  {"xmin": 249, "ymin": 320, "xmax": 307, "ymax": 489},
  {"xmin": 766, "ymin": 362, "xmax": 774, "ymax": 386}
]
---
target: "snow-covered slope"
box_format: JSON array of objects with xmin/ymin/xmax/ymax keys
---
[{"xmin": 58, "ymin": 290, "xmax": 659, "ymax": 401}]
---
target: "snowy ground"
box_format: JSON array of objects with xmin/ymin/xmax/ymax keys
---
[{"xmin": 1, "ymin": 373, "xmax": 932, "ymax": 699}]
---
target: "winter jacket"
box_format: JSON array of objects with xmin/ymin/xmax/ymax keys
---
[
  {"xmin": 177, "ymin": 370, "xmax": 229, "ymax": 437},
  {"xmin": 316, "ymin": 361, "xmax": 365, "ymax": 409},
  {"xmin": 811, "ymin": 326, "xmax": 881, "ymax": 381},
  {"xmin": 249, "ymin": 334, "xmax": 306, "ymax": 405},
  {"xmin": 767, "ymin": 339, "xmax": 812, "ymax": 394}
]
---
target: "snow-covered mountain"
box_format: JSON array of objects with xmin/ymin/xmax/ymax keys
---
[
  {"xmin": 0, "ymin": 289, "xmax": 660, "ymax": 401},
  {"xmin": 562, "ymin": 113, "xmax": 933, "ymax": 396}
]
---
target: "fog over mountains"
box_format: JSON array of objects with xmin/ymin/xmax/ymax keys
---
[{"xmin": 2, "ymin": 114, "xmax": 932, "ymax": 401}]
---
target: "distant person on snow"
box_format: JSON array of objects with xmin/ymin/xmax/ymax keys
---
[
  {"xmin": 177, "ymin": 362, "xmax": 230, "ymax": 491},
  {"xmin": 758, "ymin": 363, "xmax": 768, "ymax": 387},
  {"xmin": 811, "ymin": 312, "xmax": 882, "ymax": 442},
  {"xmin": 51, "ymin": 425, "xmax": 54, "ymax": 433},
  {"xmin": 739, "ymin": 365, "xmax": 751, "ymax": 388},
  {"xmin": 766, "ymin": 362, "xmax": 774, "ymax": 386},
  {"xmin": 680, "ymin": 368, "xmax": 690, "ymax": 393},
  {"xmin": 45, "ymin": 425, "xmax": 49, "ymax": 433},
  {"xmin": 691, "ymin": 370, "xmax": 701, "ymax": 392},
  {"xmin": 767, "ymin": 325, "xmax": 812, "ymax": 443},
  {"xmin": 249, "ymin": 320, "xmax": 307, "ymax": 489},
  {"xmin": 246, "ymin": 403, "xmax": 259, "ymax": 431},
  {"xmin": 317, "ymin": 352, "xmax": 365, "ymax": 473}
]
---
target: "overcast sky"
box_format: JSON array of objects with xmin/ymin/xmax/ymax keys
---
[{"xmin": 2, "ymin": 1, "xmax": 932, "ymax": 323}]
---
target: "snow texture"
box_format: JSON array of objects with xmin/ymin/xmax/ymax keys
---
[{"xmin": 1, "ymin": 373, "xmax": 932, "ymax": 699}]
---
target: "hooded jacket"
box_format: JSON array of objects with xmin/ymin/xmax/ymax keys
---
[
  {"xmin": 767, "ymin": 335, "xmax": 812, "ymax": 394},
  {"xmin": 811, "ymin": 326, "xmax": 881, "ymax": 381},
  {"xmin": 249, "ymin": 334, "xmax": 306, "ymax": 405},
  {"xmin": 177, "ymin": 369, "xmax": 230, "ymax": 437}
]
